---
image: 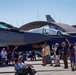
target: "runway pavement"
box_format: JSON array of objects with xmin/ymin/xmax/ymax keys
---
[{"xmin": 0, "ymin": 60, "xmax": 76, "ymax": 75}]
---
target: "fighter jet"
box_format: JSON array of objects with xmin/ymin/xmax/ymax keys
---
[
  {"xmin": 5, "ymin": 25, "xmax": 75, "ymax": 51},
  {"xmin": 27, "ymin": 25, "xmax": 76, "ymax": 44},
  {"xmin": 27, "ymin": 25, "xmax": 69, "ymax": 37}
]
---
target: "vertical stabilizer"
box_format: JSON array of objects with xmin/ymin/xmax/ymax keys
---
[{"xmin": 46, "ymin": 15, "xmax": 55, "ymax": 22}]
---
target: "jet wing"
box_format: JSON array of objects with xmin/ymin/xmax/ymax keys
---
[{"xmin": 0, "ymin": 29, "xmax": 51, "ymax": 45}]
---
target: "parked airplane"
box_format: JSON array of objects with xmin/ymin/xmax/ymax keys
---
[
  {"xmin": 27, "ymin": 25, "xmax": 68, "ymax": 36},
  {"xmin": 0, "ymin": 26, "xmax": 76, "ymax": 51}
]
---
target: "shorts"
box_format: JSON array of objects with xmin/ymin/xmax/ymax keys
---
[
  {"xmin": 70, "ymin": 56, "xmax": 76, "ymax": 63},
  {"xmin": 56, "ymin": 55, "xmax": 60, "ymax": 60}
]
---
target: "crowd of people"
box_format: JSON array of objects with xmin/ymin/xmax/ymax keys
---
[
  {"xmin": 0, "ymin": 45, "xmax": 37, "ymax": 75},
  {"xmin": 0, "ymin": 41, "xmax": 76, "ymax": 74},
  {"xmin": 41, "ymin": 42, "xmax": 76, "ymax": 71}
]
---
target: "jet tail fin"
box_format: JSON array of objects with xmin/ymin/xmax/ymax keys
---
[{"xmin": 46, "ymin": 15, "xmax": 55, "ymax": 22}]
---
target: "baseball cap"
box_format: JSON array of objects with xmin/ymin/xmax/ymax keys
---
[{"xmin": 55, "ymin": 43, "xmax": 59, "ymax": 46}]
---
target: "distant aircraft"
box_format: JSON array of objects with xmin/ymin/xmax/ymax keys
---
[{"xmin": 27, "ymin": 25, "xmax": 68, "ymax": 36}]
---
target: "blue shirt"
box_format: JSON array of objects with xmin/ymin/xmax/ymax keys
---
[{"xmin": 15, "ymin": 64, "xmax": 22, "ymax": 73}]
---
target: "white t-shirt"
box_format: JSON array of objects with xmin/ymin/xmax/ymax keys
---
[
  {"xmin": 53, "ymin": 47, "xmax": 57, "ymax": 55},
  {"xmin": 1, "ymin": 51, "xmax": 7, "ymax": 58}
]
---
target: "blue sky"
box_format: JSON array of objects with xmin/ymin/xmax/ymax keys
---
[{"xmin": 0, "ymin": 0, "xmax": 76, "ymax": 27}]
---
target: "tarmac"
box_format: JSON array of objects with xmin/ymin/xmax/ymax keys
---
[{"xmin": 0, "ymin": 60, "xmax": 76, "ymax": 75}]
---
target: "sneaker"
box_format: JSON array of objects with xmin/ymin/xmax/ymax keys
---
[
  {"xmin": 42, "ymin": 64, "xmax": 46, "ymax": 66},
  {"xmin": 50, "ymin": 64, "xmax": 53, "ymax": 66},
  {"xmin": 72, "ymin": 68, "xmax": 75, "ymax": 71},
  {"xmin": 54, "ymin": 65, "xmax": 58, "ymax": 67},
  {"xmin": 64, "ymin": 67, "xmax": 68, "ymax": 69},
  {"xmin": 54, "ymin": 65, "xmax": 60, "ymax": 67},
  {"xmin": 57, "ymin": 65, "xmax": 60, "ymax": 67}
]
